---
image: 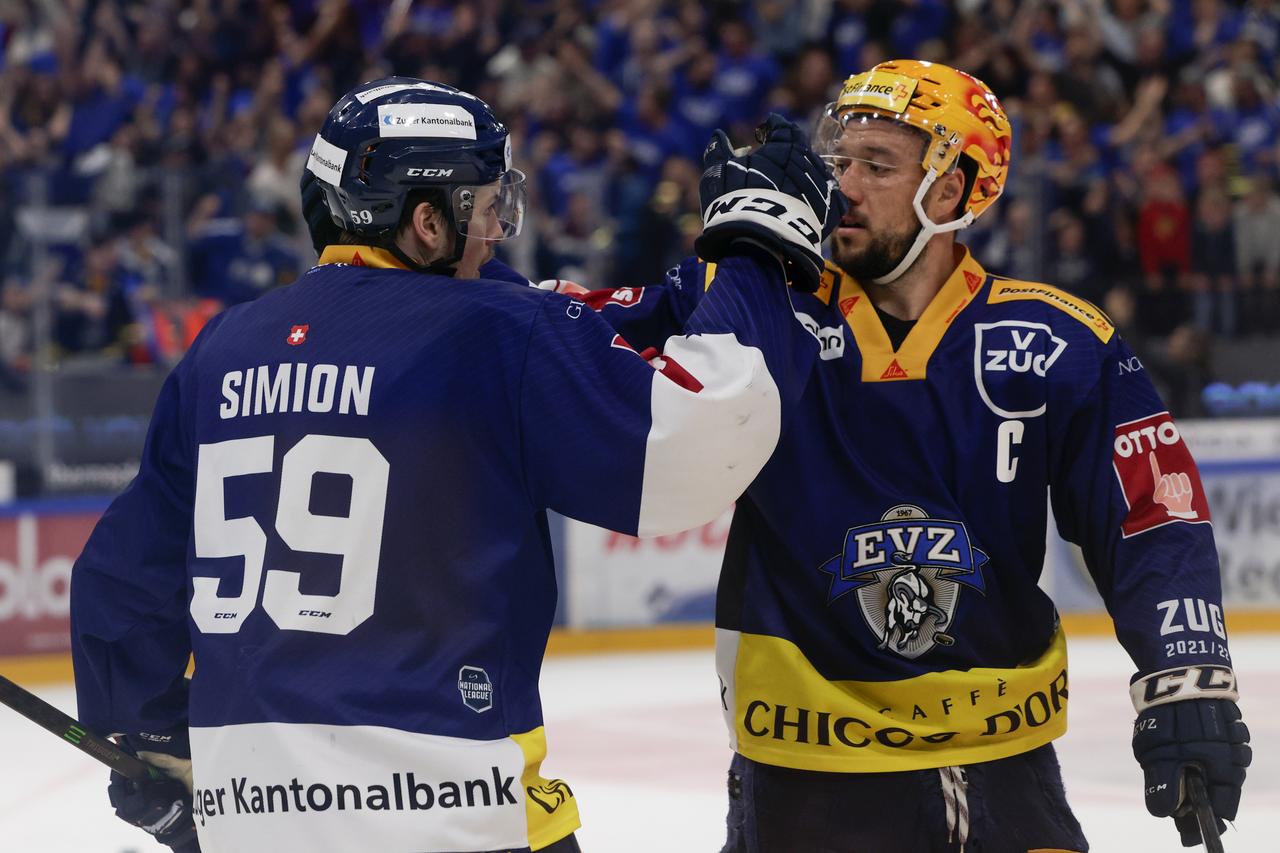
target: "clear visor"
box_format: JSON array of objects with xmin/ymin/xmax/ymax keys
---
[
  {"xmin": 812, "ymin": 104, "xmax": 905, "ymax": 156},
  {"xmin": 812, "ymin": 104, "xmax": 937, "ymax": 183},
  {"xmin": 452, "ymin": 169, "xmax": 526, "ymax": 242},
  {"xmin": 812, "ymin": 102, "xmax": 847, "ymax": 159}
]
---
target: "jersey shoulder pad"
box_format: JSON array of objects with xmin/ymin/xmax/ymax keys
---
[
  {"xmin": 809, "ymin": 259, "xmax": 842, "ymax": 306},
  {"xmin": 985, "ymin": 276, "xmax": 1114, "ymax": 344},
  {"xmin": 694, "ymin": 256, "xmax": 842, "ymax": 306}
]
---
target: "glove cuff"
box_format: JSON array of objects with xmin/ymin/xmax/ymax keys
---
[
  {"xmin": 1130, "ymin": 665, "xmax": 1238, "ymax": 712},
  {"xmin": 702, "ymin": 188, "xmax": 822, "ymax": 257}
]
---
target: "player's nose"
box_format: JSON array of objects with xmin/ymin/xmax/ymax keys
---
[{"xmin": 837, "ymin": 169, "xmax": 864, "ymax": 206}]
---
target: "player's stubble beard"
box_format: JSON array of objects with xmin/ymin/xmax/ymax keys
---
[{"xmin": 831, "ymin": 219, "xmax": 922, "ymax": 284}]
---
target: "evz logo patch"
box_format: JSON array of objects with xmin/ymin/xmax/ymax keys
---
[
  {"xmin": 1113, "ymin": 412, "xmax": 1210, "ymax": 537},
  {"xmin": 972, "ymin": 321, "xmax": 1067, "ymax": 418},
  {"xmin": 817, "ymin": 505, "xmax": 988, "ymax": 659}
]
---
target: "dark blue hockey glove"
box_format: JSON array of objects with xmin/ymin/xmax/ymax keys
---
[
  {"xmin": 694, "ymin": 114, "xmax": 847, "ymax": 293},
  {"xmin": 300, "ymin": 167, "xmax": 342, "ymax": 256},
  {"xmin": 1132, "ymin": 695, "xmax": 1250, "ymax": 847},
  {"xmin": 108, "ymin": 741, "xmax": 201, "ymax": 853}
]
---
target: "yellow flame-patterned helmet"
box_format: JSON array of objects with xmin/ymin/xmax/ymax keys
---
[{"xmin": 814, "ymin": 59, "xmax": 1012, "ymax": 222}]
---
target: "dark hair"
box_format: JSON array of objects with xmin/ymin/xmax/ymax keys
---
[
  {"xmin": 954, "ymin": 155, "xmax": 979, "ymax": 220},
  {"xmin": 338, "ymin": 186, "xmax": 451, "ymax": 247}
]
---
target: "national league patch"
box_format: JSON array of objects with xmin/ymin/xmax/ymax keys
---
[{"xmin": 1113, "ymin": 412, "xmax": 1210, "ymax": 537}]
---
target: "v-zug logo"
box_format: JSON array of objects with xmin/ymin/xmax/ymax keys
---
[
  {"xmin": 973, "ymin": 321, "xmax": 1067, "ymax": 419},
  {"xmin": 817, "ymin": 505, "xmax": 988, "ymax": 659}
]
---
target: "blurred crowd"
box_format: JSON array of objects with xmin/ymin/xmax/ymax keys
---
[{"xmin": 1, "ymin": 0, "xmax": 1279, "ymax": 414}]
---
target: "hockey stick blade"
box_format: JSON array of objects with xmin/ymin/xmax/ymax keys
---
[
  {"xmin": 1186, "ymin": 768, "xmax": 1225, "ymax": 853},
  {"xmin": 0, "ymin": 674, "xmax": 158, "ymax": 780}
]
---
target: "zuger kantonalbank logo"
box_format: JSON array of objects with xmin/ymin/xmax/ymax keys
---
[{"xmin": 818, "ymin": 505, "xmax": 988, "ymax": 659}]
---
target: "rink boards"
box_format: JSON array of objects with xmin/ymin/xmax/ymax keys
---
[{"xmin": 2, "ymin": 419, "xmax": 1279, "ymax": 683}]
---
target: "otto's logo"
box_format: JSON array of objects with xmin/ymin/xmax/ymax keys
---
[
  {"xmin": 458, "ymin": 666, "xmax": 493, "ymax": 713},
  {"xmin": 286, "ymin": 324, "xmax": 309, "ymax": 346},
  {"xmin": 1113, "ymin": 412, "xmax": 1210, "ymax": 537},
  {"xmin": 1113, "ymin": 416, "xmax": 1181, "ymax": 459},
  {"xmin": 526, "ymin": 779, "xmax": 573, "ymax": 814},
  {"xmin": 973, "ymin": 321, "xmax": 1067, "ymax": 419},
  {"xmin": 817, "ymin": 505, "xmax": 987, "ymax": 659}
]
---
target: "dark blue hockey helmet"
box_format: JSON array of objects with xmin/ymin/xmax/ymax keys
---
[{"xmin": 305, "ymin": 77, "xmax": 525, "ymax": 248}]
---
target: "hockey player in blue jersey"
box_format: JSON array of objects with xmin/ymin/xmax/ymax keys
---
[
  {"xmin": 68, "ymin": 78, "xmax": 845, "ymax": 853},
  {"xmin": 557, "ymin": 61, "xmax": 1252, "ymax": 851}
]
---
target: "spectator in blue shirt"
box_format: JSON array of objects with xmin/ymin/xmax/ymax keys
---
[
  {"xmin": 187, "ymin": 196, "xmax": 300, "ymax": 307},
  {"xmin": 540, "ymin": 125, "xmax": 608, "ymax": 219},
  {"xmin": 616, "ymin": 83, "xmax": 698, "ymax": 185},
  {"xmin": 712, "ymin": 20, "xmax": 778, "ymax": 131},
  {"xmin": 671, "ymin": 52, "xmax": 728, "ymax": 146},
  {"xmin": 1211, "ymin": 69, "xmax": 1280, "ymax": 175}
]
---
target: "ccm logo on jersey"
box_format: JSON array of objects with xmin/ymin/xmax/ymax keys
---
[{"xmin": 1113, "ymin": 412, "xmax": 1210, "ymax": 537}]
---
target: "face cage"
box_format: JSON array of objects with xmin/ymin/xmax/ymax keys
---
[{"xmin": 450, "ymin": 169, "xmax": 526, "ymax": 242}]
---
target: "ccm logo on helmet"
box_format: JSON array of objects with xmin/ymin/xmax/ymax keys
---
[{"xmin": 406, "ymin": 168, "xmax": 455, "ymax": 177}]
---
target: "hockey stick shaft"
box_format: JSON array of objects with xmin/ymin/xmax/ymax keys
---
[
  {"xmin": 1186, "ymin": 768, "xmax": 1225, "ymax": 853},
  {"xmin": 0, "ymin": 674, "xmax": 157, "ymax": 780}
]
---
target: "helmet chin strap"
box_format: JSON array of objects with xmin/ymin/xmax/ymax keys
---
[
  {"xmin": 385, "ymin": 204, "xmax": 470, "ymax": 276},
  {"xmin": 870, "ymin": 167, "xmax": 974, "ymax": 285}
]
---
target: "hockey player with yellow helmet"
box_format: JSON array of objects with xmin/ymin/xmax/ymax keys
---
[{"xmin": 575, "ymin": 60, "xmax": 1250, "ymax": 851}]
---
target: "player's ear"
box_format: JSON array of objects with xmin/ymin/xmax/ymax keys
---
[
  {"xmin": 409, "ymin": 201, "xmax": 449, "ymax": 256},
  {"xmin": 926, "ymin": 168, "xmax": 966, "ymax": 223}
]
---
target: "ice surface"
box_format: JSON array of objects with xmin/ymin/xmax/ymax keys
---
[{"xmin": 2, "ymin": 634, "xmax": 1275, "ymax": 852}]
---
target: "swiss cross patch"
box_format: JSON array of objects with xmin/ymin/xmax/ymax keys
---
[
  {"xmin": 287, "ymin": 324, "xmax": 309, "ymax": 346},
  {"xmin": 1113, "ymin": 412, "xmax": 1211, "ymax": 537}
]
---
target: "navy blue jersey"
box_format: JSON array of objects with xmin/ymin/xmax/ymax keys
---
[
  {"xmin": 70, "ymin": 244, "xmax": 819, "ymax": 852},
  {"xmin": 586, "ymin": 250, "xmax": 1235, "ymax": 773}
]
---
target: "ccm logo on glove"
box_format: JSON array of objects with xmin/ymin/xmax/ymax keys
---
[
  {"xmin": 703, "ymin": 191, "xmax": 821, "ymax": 251},
  {"xmin": 1130, "ymin": 665, "xmax": 1237, "ymax": 712}
]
